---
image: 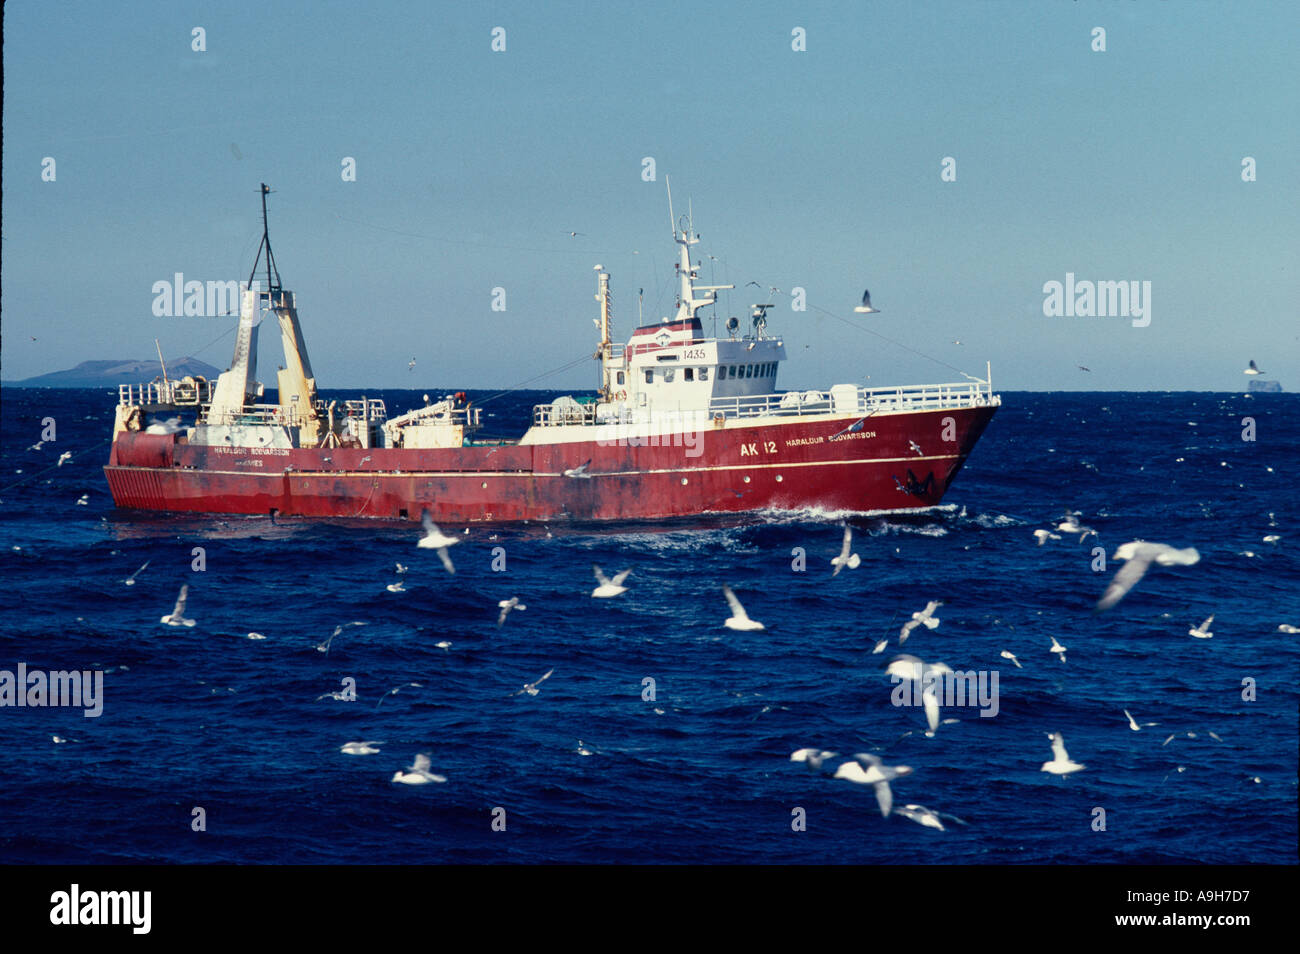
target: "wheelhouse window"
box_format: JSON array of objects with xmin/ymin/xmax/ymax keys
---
[
  {"xmin": 664, "ymin": 368, "xmax": 675, "ymax": 382},
  {"xmin": 617, "ymin": 371, "xmax": 625, "ymax": 385},
  {"xmin": 699, "ymin": 367, "xmax": 709, "ymax": 381},
  {"xmin": 684, "ymin": 368, "xmax": 694, "ymax": 382},
  {"xmin": 644, "ymin": 369, "xmax": 653, "ymax": 384}
]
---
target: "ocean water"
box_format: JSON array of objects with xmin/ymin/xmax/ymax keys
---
[{"xmin": 0, "ymin": 387, "xmax": 1296, "ymax": 864}]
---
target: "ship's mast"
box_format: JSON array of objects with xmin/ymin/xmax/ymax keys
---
[{"xmin": 666, "ymin": 178, "xmax": 732, "ymax": 324}]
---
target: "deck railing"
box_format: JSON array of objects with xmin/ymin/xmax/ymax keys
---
[
  {"xmin": 531, "ymin": 380, "xmax": 997, "ymax": 427},
  {"xmin": 709, "ymin": 380, "xmax": 998, "ymax": 419},
  {"xmin": 118, "ymin": 379, "xmax": 216, "ymax": 407}
]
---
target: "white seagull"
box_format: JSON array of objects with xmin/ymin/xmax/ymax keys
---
[
  {"xmin": 124, "ymin": 561, "xmax": 149, "ymax": 586},
  {"xmin": 512, "ymin": 668, "xmax": 554, "ymax": 697},
  {"xmin": 592, "ymin": 564, "xmax": 632, "ymax": 598},
  {"xmin": 563, "ymin": 460, "xmax": 592, "ymax": 478},
  {"xmin": 833, "ymin": 753, "xmax": 913, "ymax": 817},
  {"xmin": 1243, "ymin": 360, "xmax": 1263, "ymax": 375},
  {"xmin": 1041, "ymin": 732, "xmax": 1085, "ymax": 775},
  {"xmin": 908, "ymin": 440, "xmax": 923, "ymax": 456},
  {"xmin": 395, "ymin": 562, "xmax": 408, "ymax": 574},
  {"xmin": 723, "ymin": 586, "xmax": 765, "ymax": 631},
  {"xmin": 1188, "ymin": 615, "xmax": 1214, "ymax": 639},
  {"xmin": 1000, "ymin": 650, "xmax": 1022, "ymax": 669},
  {"xmin": 341, "ymin": 741, "xmax": 381, "ymax": 755},
  {"xmin": 1055, "ymin": 513, "xmax": 1097, "ymax": 542},
  {"xmin": 1278, "ymin": 624, "xmax": 1300, "ymax": 634},
  {"xmin": 1033, "ymin": 529, "xmax": 1061, "ymax": 546},
  {"xmin": 376, "ymin": 682, "xmax": 422, "ymax": 709},
  {"xmin": 1123, "ymin": 709, "xmax": 1159, "ymax": 731},
  {"xmin": 898, "ymin": 601, "xmax": 942, "ymax": 644},
  {"xmin": 56, "ymin": 451, "xmax": 72, "ymax": 467},
  {"xmin": 316, "ymin": 621, "xmax": 365, "ymax": 655},
  {"xmin": 391, "ymin": 753, "xmax": 446, "ymax": 785},
  {"xmin": 831, "ymin": 526, "xmax": 860, "ymax": 577},
  {"xmin": 885, "ymin": 654, "xmax": 953, "ymax": 735},
  {"xmin": 854, "ymin": 289, "xmax": 880, "ymax": 314},
  {"xmin": 386, "ymin": 580, "xmax": 406, "ymax": 593},
  {"xmin": 894, "ymin": 803, "xmax": 965, "ymax": 831},
  {"xmin": 418, "ymin": 509, "xmax": 458, "ymax": 574},
  {"xmin": 497, "ymin": 597, "xmax": 526, "ymax": 626},
  {"xmin": 160, "ymin": 584, "xmax": 195, "ymax": 627},
  {"xmin": 1094, "ymin": 541, "xmax": 1201, "ymax": 613},
  {"xmin": 790, "ymin": 748, "xmax": 838, "ymax": 773},
  {"xmin": 1048, "ymin": 636, "xmax": 1067, "ymax": 662},
  {"xmin": 872, "ymin": 639, "xmax": 889, "ymax": 655}
]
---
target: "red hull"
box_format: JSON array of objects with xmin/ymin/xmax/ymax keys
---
[{"xmin": 105, "ymin": 405, "xmax": 996, "ymax": 523}]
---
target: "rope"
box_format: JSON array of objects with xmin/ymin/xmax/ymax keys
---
[{"xmin": 0, "ymin": 438, "xmax": 113, "ymax": 495}]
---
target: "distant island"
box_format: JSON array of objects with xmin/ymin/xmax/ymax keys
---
[
  {"xmin": 6, "ymin": 357, "xmax": 221, "ymax": 388},
  {"xmin": 1247, "ymin": 379, "xmax": 1284, "ymax": 393}
]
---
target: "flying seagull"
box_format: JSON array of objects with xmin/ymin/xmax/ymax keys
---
[
  {"xmin": 316, "ymin": 621, "xmax": 365, "ymax": 655},
  {"xmin": 376, "ymin": 682, "xmax": 423, "ymax": 709},
  {"xmin": 1048, "ymin": 636, "xmax": 1067, "ymax": 662},
  {"xmin": 1033, "ymin": 529, "xmax": 1061, "ymax": 546},
  {"xmin": 1041, "ymin": 732, "xmax": 1085, "ymax": 774},
  {"xmin": 885, "ymin": 654, "xmax": 953, "ymax": 735},
  {"xmin": 790, "ymin": 748, "xmax": 838, "ymax": 773},
  {"xmin": 854, "ymin": 289, "xmax": 880, "ymax": 314},
  {"xmin": 898, "ymin": 601, "xmax": 942, "ymax": 644},
  {"xmin": 512, "ymin": 668, "xmax": 554, "ymax": 697},
  {"xmin": 831, "ymin": 526, "xmax": 860, "ymax": 577},
  {"xmin": 1077, "ymin": 366, "xmax": 1091, "ymax": 373},
  {"xmin": 1123, "ymin": 709, "xmax": 1158, "ymax": 731},
  {"xmin": 160, "ymin": 584, "xmax": 195, "ymax": 627},
  {"xmin": 124, "ymin": 561, "xmax": 150, "ymax": 586},
  {"xmin": 497, "ymin": 597, "xmax": 526, "ymax": 626},
  {"xmin": 391, "ymin": 753, "xmax": 446, "ymax": 785},
  {"xmin": 418, "ymin": 509, "xmax": 458, "ymax": 574},
  {"xmin": 723, "ymin": 585, "xmax": 765, "ymax": 631},
  {"xmin": 1094, "ymin": 541, "xmax": 1200, "ymax": 613},
  {"xmin": 1188, "ymin": 615, "xmax": 1214, "ymax": 639},
  {"xmin": 1000, "ymin": 649, "xmax": 1022, "ymax": 669},
  {"xmin": 833, "ymin": 753, "xmax": 913, "ymax": 817},
  {"xmin": 1243, "ymin": 360, "xmax": 1263, "ymax": 375},
  {"xmin": 340, "ymin": 741, "xmax": 382, "ymax": 755},
  {"xmin": 57, "ymin": 452, "xmax": 72, "ymax": 467},
  {"xmin": 563, "ymin": 460, "xmax": 593, "ymax": 478},
  {"xmin": 591, "ymin": 564, "xmax": 632, "ymax": 598},
  {"xmin": 894, "ymin": 803, "xmax": 965, "ymax": 831}
]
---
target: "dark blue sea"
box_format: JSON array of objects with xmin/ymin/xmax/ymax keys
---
[{"xmin": 1, "ymin": 387, "xmax": 1296, "ymax": 864}]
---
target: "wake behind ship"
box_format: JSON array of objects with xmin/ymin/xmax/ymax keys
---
[{"xmin": 105, "ymin": 185, "xmax": 1000, "ymax": 523}]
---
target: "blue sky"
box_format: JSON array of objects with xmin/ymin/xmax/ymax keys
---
[{"xmin": 3, "ymin": 0, "xmax": 1297, "ymax": 391}]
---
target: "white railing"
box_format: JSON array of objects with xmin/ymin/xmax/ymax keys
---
[
  {"xmin": 118, "ymin": 379, "xmax": 216, "ymax": 407},
  {"xmin": 531, "ymin": 381, "xmax": 997, "ymax": 427},
  {"xmin": 709, "ymin": 381, "xmax": 998, "ymax": 420},
  {"xmin": 533, "ymin": 401, "xmax": 598, "ymax": 426},
  {"xmin": 343, "ymin": 398, "xmax": 387, "ymax": 423}
]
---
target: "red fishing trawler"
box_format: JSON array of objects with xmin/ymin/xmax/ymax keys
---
[{"xmin": 105, "ymin": 185, "xmax": 1000, "ymax": 523}]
